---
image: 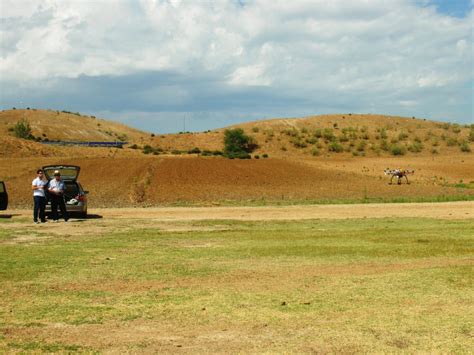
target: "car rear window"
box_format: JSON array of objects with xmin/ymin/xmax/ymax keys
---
[{"xmin": 0, "ymin": 182, "xmax": 5, "ymax": 193}]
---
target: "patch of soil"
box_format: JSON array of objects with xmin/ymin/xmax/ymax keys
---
[{"xmin": 2, "ymin": 154, "xmax": 474, "ymax": 208}]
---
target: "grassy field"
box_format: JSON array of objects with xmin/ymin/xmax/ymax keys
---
[{"xmin": 1, "ymin": 216, "xmax": 473, "ymax": 353}]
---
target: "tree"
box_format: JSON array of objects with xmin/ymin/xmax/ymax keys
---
[
  {"xmin": 223, "ymin": 128, "xmax": 257, "ymax": 159},
  {"xmin": 13, "ymin": 119, "xmax": 33, "ymax": 139}
]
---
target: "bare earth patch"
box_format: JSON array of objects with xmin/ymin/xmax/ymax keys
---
[{"xmin": 5, "ymin": 201, "xmax": 474, "ymax": 225}]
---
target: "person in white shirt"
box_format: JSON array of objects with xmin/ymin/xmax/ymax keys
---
[
  {"xmin": 32, "ymin": 169, "xmax": 47, "ymax": 224},
  {"xmin": 48, "ymin": 170, "xmax": 69, "ymax": 222}
]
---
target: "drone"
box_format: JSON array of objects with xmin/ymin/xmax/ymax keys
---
[{"xmin": 384, "ymin": 168, "xmax": 414, "ymax": 185}]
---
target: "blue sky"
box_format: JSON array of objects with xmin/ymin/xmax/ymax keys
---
[
  {"xmin": 426, "ymin": 0, "xmax": 472, "ymax": 17},
  {"xmin": 0, "ymin": 0, "xmax": 472, "ymax": 133}
]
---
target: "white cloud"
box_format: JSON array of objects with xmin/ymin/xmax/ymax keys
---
[{"xmin": 0, "ymin": 0, "xmax": 472, "ymax": 126}]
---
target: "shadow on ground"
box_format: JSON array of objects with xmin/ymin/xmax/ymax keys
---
[{"xmin": 0, "ymin": 214, "xmax": 18, "ymax": 219}]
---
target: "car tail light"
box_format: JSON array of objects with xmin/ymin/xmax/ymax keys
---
[{"xmin": 76, "ymin": 194, "xmax": 86, "ymax": 202}]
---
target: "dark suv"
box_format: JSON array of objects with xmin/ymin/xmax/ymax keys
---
[
  {"xmin": 43, "ymin": 165, "xmax": 88, "ymax": 217},
  {"xmin": 0, "ymin": 181, "xmax": 8, "ymax": 210}
]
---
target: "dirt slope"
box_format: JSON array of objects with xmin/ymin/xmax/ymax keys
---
[
  {"xmin": 2, "ymin": 154, "xmax": 473, "ymax": 208},
  {"xmin": 1, "ymin": 110, "xmax": 473, "ymax": 208}
]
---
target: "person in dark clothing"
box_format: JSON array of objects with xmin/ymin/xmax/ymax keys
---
[{"xmin": 48, "ymin": 170, "xmax": 69, "ymax": 222}]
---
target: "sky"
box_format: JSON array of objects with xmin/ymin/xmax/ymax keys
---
[{"xmin": 0, "ymin": 0, "xmax": 472, "ymax": 133}]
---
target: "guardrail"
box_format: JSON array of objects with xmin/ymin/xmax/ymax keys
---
[{"xmin": 41, "ymin": 141, "xmax": 128, "ymax": 148}]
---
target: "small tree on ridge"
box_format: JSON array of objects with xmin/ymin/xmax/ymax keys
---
[
  {"xmin": 223, "ymin": 128, "xmax": 257, "ymax": 159},
  {"xmin": 13, "ymin": 119, "xmax": 33, "ymax": 140}
]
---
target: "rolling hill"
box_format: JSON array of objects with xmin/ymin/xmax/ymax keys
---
[
  {"xmin": 0, "ymin": 109, "xmax": 150, "ymax": 142},
  {"xmin": 1, "ymin": 109, "xmax": 473, "ymax": 208}
]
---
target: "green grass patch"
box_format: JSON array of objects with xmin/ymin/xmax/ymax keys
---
[{"xmin": 1, "ymin": 217, "xmax": 473, "ymax": 352}]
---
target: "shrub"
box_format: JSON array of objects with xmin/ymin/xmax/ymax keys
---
[
  {"xmin": 212, "ymin": 150, "xmax": 223, "ymax": 156},
  {"xmin": 390, "ymin": 144, "xmax": 406, "ymax": 156},
  {"xmin": 451, "ymin": 124, "xmax": 461, "ymax": 134},
  {"xmin": 305, "ymin": 136, "xmax": 318, "ymax": 144},
  {"xmin": 356, "ymin": 141, "xmax": 366, "ymax": 152},
  {"xmin": 459, "ymin": 141, "xmax": 471, "ymax": 152},
  {"xmin": 13, "ymin": 119, "xmax": 33, "ymax": 139},
  {"xmin": 223, "ymin": 128, "xmax": 257, "ymax": 158},
  {"xmin": 380, "ymin": 139, "xmax": 390, "ymax": 151},
  {"xmin": 311, "ymin": 147, "xmax": 320, "ymax": 156},
  {"xmin": 187, "ymin": 147, "xmax": 201, "ymax": 154},
  {"xmin": 262, "ymin": 153, "xmax": 269, "ymax": 158},
  {"xmin": 431, "ymin": 148, "xmax": 439, "ymax": 154},
  {"xmin": 142, "ymin": 145, "xmax": 153, "ymax": 154},
  {"xmin": 338, "ymin": 134, "xmax": 349, "ymax": 142},
  {"xmin": 226, "ymin": 152, "xmax": 251, "ymax": 159},
  {"xmin": 328, "ymin": 141, "xmax": 343, "ymax": 153},
  {"xmin": 446, "ymin": 137, "xmax": 458, "ymax": 147},
  {"xmin": 323, "ymin": 128, "xmax": 335, "ymax": 141},
  {"xmin": 252, "ymin": 126, "xmax": 259, "ymax": 133},
  {"xmin": 313, "ymin": 129, "xmax": 322, "ymax": 138},
  {"xmin": 290, "ymin": 136, "xmax": 307, "ymax": 148},
  {"xmin": 349, "ymin": 131, "xmax": 358, "ymax": 140},
  {"xmin": 254, "ymin": 155, "xmax": 260, "ymax": 159},
  {"xmin": 171, "ymin": 149, "xmax": 182, "ymax": 155},
  {"xmin": 469, "ymin": 129, "xmax": 474, "ymax": 142},
  {"xmin": 398, "ymin": 131, "xmax": 409, "ymax": 141},
  {"xmin": 407, "ymin": 141, "xmax": 423, "ymax": 153},
  {"xmin": 379, "ymin": 128, "xmax": 388, "ymax": 139},
  {"xmin": 129, "ymin": 144, "xmax": 139, "ymax": 149}
]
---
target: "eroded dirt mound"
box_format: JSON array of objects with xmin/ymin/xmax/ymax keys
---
[{"xmin": 3, "ymin": 155, "xmax": 473, "ymax": 208}]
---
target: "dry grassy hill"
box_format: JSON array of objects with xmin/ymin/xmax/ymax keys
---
[
  {"xmin": 0, "ymin": 109, "xmax": 150, "ymax": 143},
  {"xmin": 152, "ymin": 113, "xmax": 474, "ymax": 158},
  {"xmin": 1, "ymin": 109, "xmax": 473, "ymax": 208},
  {"xmin": 2, "ymin": 109, "xmax": 473, "ymax": 158}
]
